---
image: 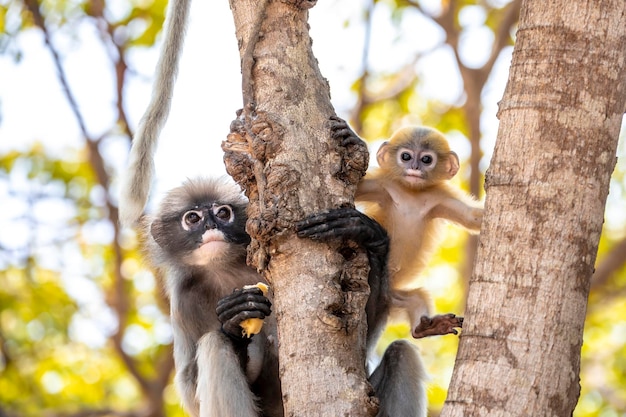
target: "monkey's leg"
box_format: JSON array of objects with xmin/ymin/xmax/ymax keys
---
[
  {"xmin": 195, "ymin": 332, "xmax": 260, "ymax": 417},
  {"xmin": 369, "ymin": 340, "xmax": 427, "ymax": 417},
  {"xmin": 412, "ymin": 313, "xmax": 463, "ymax": 339}
]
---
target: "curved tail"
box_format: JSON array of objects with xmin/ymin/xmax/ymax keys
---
[{"xmin": 119, "ymin": 0, "xmax": 191, "ymax": 227}]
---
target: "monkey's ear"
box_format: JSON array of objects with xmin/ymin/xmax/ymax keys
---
[
  {"xmin": 445, "ymin": 151, "xmax": 460, "ymax": 179},
  {"xmin": 150, "ymin": 219, "xmax": 167, "ymax": 248},
  {"xmin": 376, "ymin": 142, "xmax": 391, "ymax": 166}
]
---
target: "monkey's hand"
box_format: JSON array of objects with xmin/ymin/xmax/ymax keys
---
[
  {"xmin": 329, "ymin": 116, "xmax": 369, "ymax": 184},
  {"xmin": 295, "ymin": 207, "xmax": 389, "ymax": 258},
  {"xmin": 329, "ymin": 116, "xmax": 365, "ymax": 148},
  {"xmin": 216, "ymin": 286, "xmax": 272, "ymax": 339},
  {"xmin": 412, "ymin": 314, "xmax": 463, "ymax": 339}
]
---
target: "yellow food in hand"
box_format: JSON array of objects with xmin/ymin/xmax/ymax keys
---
[{"xmin": 240, "ymin": 283, "xmax": 269, "ymax": 338}]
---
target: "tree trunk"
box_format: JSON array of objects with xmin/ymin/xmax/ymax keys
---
[
  {"xmin": 223, "ymin": 1, "xmax": 375, "ymax": 416},
  {"xmin": 442, "ymin": 0, "xmax": 626, "ymax": 416}
]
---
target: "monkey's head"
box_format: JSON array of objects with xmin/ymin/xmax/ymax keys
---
[
  {"xmin": 376, "ymin": 127, "xmax": 460, "ymax": 190},
  {"xmin": 149, "ymin": 177, "xmax": 250, "ymax": 267}
]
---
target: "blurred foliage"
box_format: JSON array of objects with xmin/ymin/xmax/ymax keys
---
[
  {"xmin": 0, "ymin": 149, "xmax": 180, "ymax": 416},
  {"xmin": 0, "ymin": 0, "xmax": 625, "ymax": 416}
]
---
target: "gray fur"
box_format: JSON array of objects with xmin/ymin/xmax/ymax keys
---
[
  {"xmin": 369, "ymin": 341, "xmax": 428, "ymax": 417},
  {"xmin": 196, "ymin": 333, "xmax": 260, "ymax": 417},
  {"xmin": 145, "ymin": 178, "xmax": 281, "ymax": 417},
  {"xmin": 119, "ymin": 0, "xmax": 192, "ymax": 227}
]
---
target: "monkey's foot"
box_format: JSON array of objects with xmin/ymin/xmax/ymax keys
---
[{"xmin": 412, "ymin": 314, "xmax": 463, "ymax": 339}]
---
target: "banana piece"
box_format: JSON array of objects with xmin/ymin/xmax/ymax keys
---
[{"xmin": 240, "ymin": 282, "xmax": 269, "ymax": 338}]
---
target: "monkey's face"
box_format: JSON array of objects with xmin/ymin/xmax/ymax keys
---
[
  {"xmin": 151, "ymin": 200, "xmax": 250, "ymax": 267},
  {"xmin": 394, "ymin": 145, "xmax": 439, "ymax": 187},
  {"xmin": 378, "ymin": 127, "xmax": 460, "ymax": 190}
]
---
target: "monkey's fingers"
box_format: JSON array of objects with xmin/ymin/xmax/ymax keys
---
[
  {"xmin": 328, "ymin": 116, "xmax": 363, "ymax": 147},
  {"xmin": 221, "ymin": 311, "xmax": 267, "ymax": 338},
  {"xmin": 328, "ymin": 115, "xmax": 349, "ymax": 130},
  {"xmin": 297, "ymin": 209, "xmax": 389, "ymax": 257},
  {"xmin": 296, "ymin": 208, "xmax": 363, "ymax": 235},
  {"xmin": 216, "ymin": 291, "xmax": 271, "ymax": 321},
  {"xmin": 297, "ymin": 215, "xmax": 377, "ymax": 242},
  {"xmin": 218, "ymin": 300, "xmax": 271, "ymax": 319},
  {"xmin": 412, "ymin": 314, "xmax": 463, "ymax": 339},
  {"xmin": 239, "ymin": 283, "xmax": 270, "ymax": 337}
]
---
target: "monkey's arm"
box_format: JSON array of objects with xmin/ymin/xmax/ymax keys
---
[
  {"xmin": 355, "ymin": 177, "xmax": 393, "ymax": 205},
  {"xmin": 430, "ymin": 193, "xmax": 483, "ymax": 232},
  {"xmin": 295, "ymin": 208, "xmax": 391, "ymax": 348}
]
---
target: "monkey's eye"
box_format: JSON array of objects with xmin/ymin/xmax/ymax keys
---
[
  {"xmin": 419, "ymin": 152, "xmax": 436, "ymax": 166},
  {"xmin": 182, "ymin": 210, "xmax": 204, "ymax": 230},
  {"xmin": 213, "ymin": 205, "xmax": 234, "ymax": 222},
  {"xmin": 400, "ymin": 152, "xmax": 413, "ymax": 162}
]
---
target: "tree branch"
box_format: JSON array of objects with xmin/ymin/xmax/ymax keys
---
[
  {"xmin": 21, "ymin": 0, "xmax": 160, "ymax": 401},
  {"xmin": 22, "ymin": 0, "xmax": 91, "ymax": 139}
]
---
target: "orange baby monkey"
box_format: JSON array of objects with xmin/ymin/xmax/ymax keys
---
[{"xmin": 331, "ymin": 117, "xmax": 483, "ymax": 338}]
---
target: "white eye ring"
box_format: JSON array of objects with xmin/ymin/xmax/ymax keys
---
[
  {"xmin": 419, "ymin": 152, "xmax": 436, "ymax": 166},
  {"xmin": 398, "ymin": 148, "xmax": 414, "ymax": 163},
  {"xmin": 212, "ymin": 205, "xmax": 234, "ymax": 223},
  {"xmin": 182, "ymin": 210, "xmax": 203, "ymax": 231}
]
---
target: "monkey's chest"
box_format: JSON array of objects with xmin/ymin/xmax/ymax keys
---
[
  {"xmin": 382, "ymin": 190, "xmax": 443, "ymax": 284},
  {"xmin": 386, "ymin": 188, "xmax": 433, "ymax": 230}
]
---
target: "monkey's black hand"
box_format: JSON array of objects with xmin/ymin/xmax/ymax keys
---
[
  {"xmin": 296, "ymin": 208, "xmax": 389, "ymax": 257},
  {"xmin": 216, "ymin": 287, "xmax": 272, "ymax": 339},
  {"xmin": 329, "ymin": 116, "xmax": 365, "ymax": 148},
  {"xmin": 412, "ymin": 314, "xmax": 463, "ymax": 339}
]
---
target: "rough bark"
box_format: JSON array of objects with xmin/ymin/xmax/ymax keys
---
[
  {"xmin": 223, "ymin": 1, "xmax": 375, "ymax": 416},
  {"xmin": 441, "ymin": 1, "xmax": 626, "ymax": 416}
]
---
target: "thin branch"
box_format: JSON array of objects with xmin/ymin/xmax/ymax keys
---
[
  {"xmin": 22, "ymin": 0, "xmax": 91, "ymax": 140},
  {"xmin": 95, "ymin": 16, "xmax": 133, "ymax": 138},
  {"xmin": 21, "ymin": 0, "xmax": 152, "ymax": 398},
  {"xmin": 478, "ymin": 0, "xmax": 521, "ymax": 84}
]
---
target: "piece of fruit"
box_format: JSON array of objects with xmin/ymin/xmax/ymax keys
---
[{"xmin": 240, "ymin": 282, "xmax": 269, "ymax": 338}]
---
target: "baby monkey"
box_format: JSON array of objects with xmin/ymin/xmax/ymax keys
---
[{"xmin": 332, "ymin": 117, "xmax": 483, "ymax": 339}]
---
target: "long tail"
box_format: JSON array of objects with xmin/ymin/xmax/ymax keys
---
[{"xmin": 119, "ymin": 0, "xmax": 191, "ymax": 227}]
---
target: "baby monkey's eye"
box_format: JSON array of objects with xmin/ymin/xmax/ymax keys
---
[
  {"xmin": 400, "ymin": 152, "xmax": 412, "ymax": 162},
  {"xmin": 421, "ymin": 155, "xmax": 433, "ymax": 164}
]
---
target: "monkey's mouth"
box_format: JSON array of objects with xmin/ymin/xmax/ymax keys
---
[
  {"xmin": 201, "ymin": 237, "xmax": 224, "ymax": 245},
  {"xmin": 404, "ymin": 171, "xmax": 425, "ymax": 183},
  {"xmin": 201, "ymin": 229, "xmax": 225, "ymax": 245}
]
